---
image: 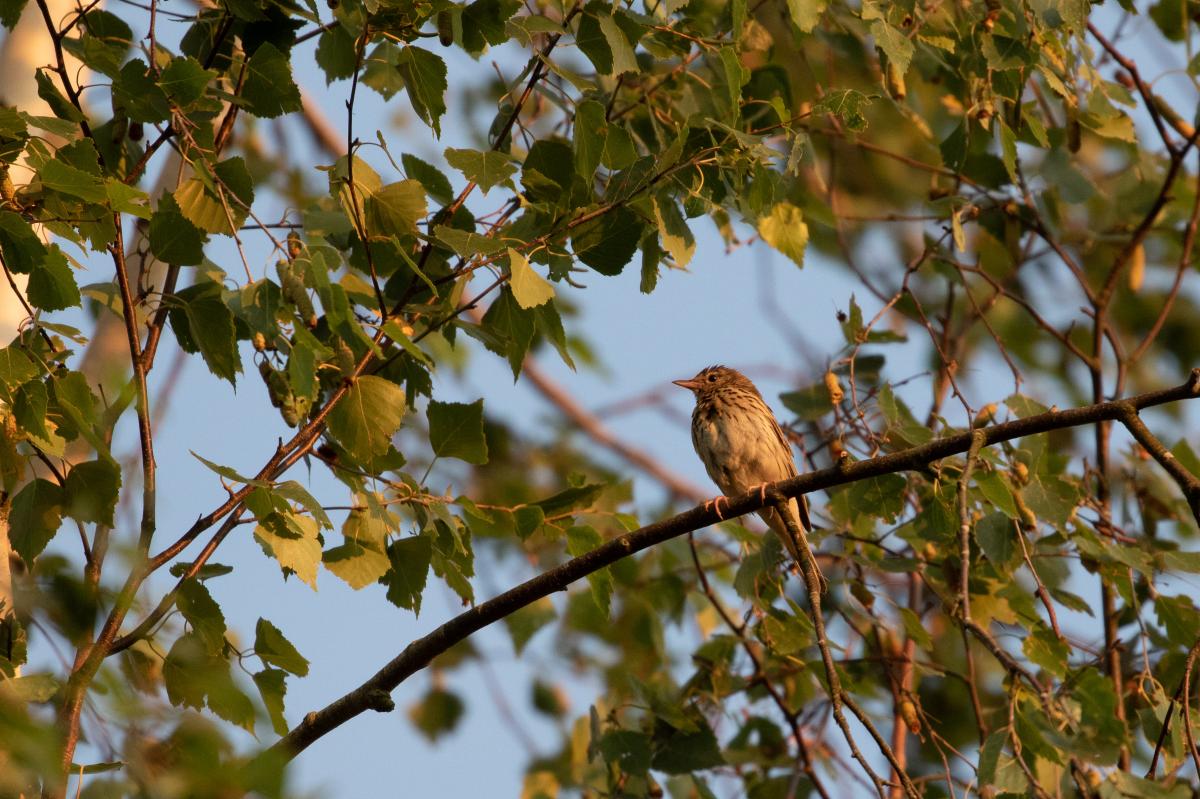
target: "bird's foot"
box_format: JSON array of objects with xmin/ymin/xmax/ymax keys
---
[
  {"xmin": 748, "ymin": 482, "xmax": 773, "ymax": 504},
  {"xmin": 704, "ymin": 495, "xmax": 731, "ymax": 520}
]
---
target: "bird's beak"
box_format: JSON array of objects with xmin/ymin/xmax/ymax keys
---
[{"xmin": 673, "ymin": 378, "xmax": 701, "ymax": 391}]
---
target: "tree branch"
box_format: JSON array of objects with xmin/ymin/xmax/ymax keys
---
[{"xmin": 259, "ymin": 368, "xmax": 1200, "ymax": 766}]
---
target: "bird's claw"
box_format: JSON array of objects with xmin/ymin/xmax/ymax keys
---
[{"xmin": 704, "ymin": 495, "xmax": 731, "ymax": 520}]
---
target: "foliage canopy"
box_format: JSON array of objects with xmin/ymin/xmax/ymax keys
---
[{"xmin": 2, "ymin": 0, "xmax": 1200, "ymax": 797}]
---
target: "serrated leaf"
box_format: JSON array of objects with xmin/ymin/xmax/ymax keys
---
[
  {"xmin": 169, "ymin": 281, "xmax": 239, "ymax": 384},
  {"xmin": 444, "ymin": 147, "xmax": 515, "ymax": 194},
  {"xmin": 177, "ymin": 579, "xmax": 227, "ymax": 655},
  {"xmin": 402, "ymin": 153, "xmax": 453, "ymax": 206},
  {"xmin": 148, "ymin": 195, "xmax": 206, "ymax": 265},
  {"xmin": 328, "ymin": 375, "xmax": 405, "ymax": 463},
  {"xmin": 364, "ymin": 179, "xmax": 427, "ymax": 239},
  {"xmin": 570, "ymin": 206, "xmax": 642, "ymax": 275},
  {"xmin": 786, "ymin": 0, "xmax": 827, "ymax": 32},
  {"xmin": 870, "ymin": 20, "xmax": 913, "ymax": 73},
  {"xmin": 508, "ymin": 248, "xmax": 554, "ymax": 309},
  {"xmin": 241, "ymin": 43, "xmax": 301, "ymax": 118},
  {"xmin": 567, "ymin": 526, "xmax": 611, "ymax": 616},
  {"xmin": 27, "ymin": 247, "xmax": 80, "ymax": 311},
  {"xmin": 159, "ymin": 56, "xmax": 212, "ymax": 105},
  {"xmin": 397, "ymin": 46, "xmax": 447, "ymax": 135},
  {"xmin": 383, "ymin": 535, "xmax": 432, "ymax": 614},
  {"xmin": 433, "ymin": 225, "xmax": 508, "ymax": 257},
  {"xmin": 428, "ymin": 398, "xmax": 488, "ymax": 465},
  {"xmin": 812, "ymin": 89, "xmax": 871, "ymax": 132},
  {"xmin": 9, "ymin": 478, "xmax": 64, "ymax": 561},
  {"xmin": 597, "ymin": 14, "xmax": 637, "ymax": 74},
  {"xmin": 253, "ymin": 668, "xmax": 289, "ymax": 735},
  {"xmin": 652, "ymin": 195, "xmax": 694, "ymax": 268},
  {"xmin": 255, "ymin": 513, "xmax": 322, "ymax": 589},
  {"xmin": 254, "ymin": 618, "xmax": 309, "ymax": 676},
  {"xmin": 39, "ymin": 159, "xmax": 106, "ymax": 202},
  {"xmin": 757, "ymin": 202, "xmax": 808, "ymax": 267},
  {"xmin": 323, "ymin": 540, "xmax": 390, "ymax": 589},
  {"xmin": 63, "ymin": 459, "xmax": 121, "ymax": 526}
]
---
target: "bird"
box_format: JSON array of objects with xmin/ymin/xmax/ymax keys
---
[{"xmin": 673, "ymin": 365, "xmax": 816, "ymax": 573}]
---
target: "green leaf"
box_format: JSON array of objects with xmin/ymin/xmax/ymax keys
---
[
  {"xmin": 757, "ymin": 202, "xmax": 808, "ymax": 267},
  {"xmin": 444, "ymin": 147, "xmax": 515, "ymax": 194},
  {"xmin": 1, "ymin": 0, "xmax": 29, "ymax": 29},
  {"xmin": 397, "ymin": 46, "xmax": 447, "ymax": 135},
  {"xmin": 652, "ymin": 196, "xmax": 695, "ymax": 268},
  {"xmin": 255, "ymin": 513, "xmax": 322, "ymax": 589},
  {"xmin": 571, "ymin": 206, "xmax": 643, "ymax": 275},
  {"xmin": 1022, "ymin": 626, "xmax": 1068, "ymax": 677},
  {"xmin": 241, "ymin": 42, "xmax": 302, "ymax": 118},
  {"xmin": 534, "ymin": 302, "xmax": 575, "ymax": 370},
  {"xmin": 112, "ymin": 59, "xmax": 169, "ymax": 123},
  {"xmin": 428, "ymin": 399, "xmax": 488, "ymax": 465},
  {"xmin": 63, "ymin": 459, "xmax": 121, "ymax": 527},
  {"xmin": 567, "ymin": 526, "xmax": 611, "ymax": 616},
  {"xmin": 2, "ymin": 673, "xmax": 60, "ymax": 702},
  {"xmin": 159, "ymin": 56, "xmax": 212, "ymax": 105},
  {"xmin": 190, "ymin": 451, "xmax": 270, "ymax": 486},
  {"xmin": 508, "ymin": 248, "xmax": 555, "ymax": 309},
  {"xmin": 598, "ymin": 14, "xmax": 637, "ymax": 74},
  {"xmin": 600, "ymin": 729, "xmax": 652, "ymax": 774},
  {"xmin": 177, "ymin": 579, "xmax": 227, "ymax": 655},
  {"xmin": 575, "ymin": 13, "xmax": 612, "ymax": 74},
  {"xmin": 651, "ymin": 716, "xmax": 726, "ymax": 774},
  {"xmin": 169, "ymin": 281, "xmax": 240, "ymax": 384},
  {"xmin": 409, "ymin": 688, "xmax": 464, "ymax": 741},
  {"xmin": 148, "ymin": 195, "xmax": 206, "ymax": 265},
  {"xmin": 9, "ymin": 478, "xmax": 65, "ymax": 561},
  {"xmin": 253, "ymin": 668, "xmax": 289, "ymax": 735},
  {"xmin": 812, "ymin": 89, "xmax": 871, "ymax": 132},
  {"xmin": 364, "ymin": 179, "xmax": 427, "ymax": 239},
  {"xmin": 402, "ymin": 153, "xmax": 453, "ymax": 206},
  {"xmin": 383, "ymin": 534, "xmax": 433, "ymax": 614},
  {"xmin": 786, "ymin": 0, "xmax": 827, "ymax": 32},
  {"xmin": 36, "ymin": 70, "xmax": 84, "ymax": 123},
  {"xmin": 323, "ymin": 540, "xmax": 390, "ymax": 589},
  {"xmin": 433, "ymin": 225, "xmax": 508, "ymax": 257},
  {"xmin": 975, "ymin": 512, "xmax": 1018, "ymax": 570},
  {"xmin": 780, "ymin": 383, "xmax": 833, "ymax": 421},
  {"xmin": 481, "ymin": 287, "xmax": 535, "ymax": 378},
  {"xmin": 13, "ymin": 379, "xmax": 49, "ymax": 440},
  {"xmin": 105, "ymin": 180, "xmax": 151, "ymax": 219},
  {"xmin": 573, "ymin": 99, "xmax": 606, "ymax": 179},
  {"xmin": 461, "ymin": 0, "xmax": 521, "ymax": 54},
  {"xmin": 0, "ymin": 210, "xmax": 47, "ymax": 273},
  {"xmin": 39, "ymin": 159, "xmax": 105, "ymax": 203},
  {"xmin": 328, "ymin": 375, "xmax": 405, "ymax": 463},
  {"xmin": 27, "ymin": 247, "xmax": 80, "ymax": 312},
  {"xmin": 254, "ymin": 618, "xmax": 309, "ymax": 676},
  {"xmin": 870, "ymin": 20, "xmax": 914, "ymax": 73},
  {"xmin": 275, "ymin": 481, "xmax": 333, "ymax": 530},
  {"xmin": 173, "ymin": 158, "xmax": 255, "ymax": 234},
  {"xmin": 503, "ymin": 597, "xmax": 555, "ymax": 654}
]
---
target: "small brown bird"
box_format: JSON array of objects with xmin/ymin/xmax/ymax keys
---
[{"xmin": 674, "ymin": 365, "xmax": 813, "ymax": 564}]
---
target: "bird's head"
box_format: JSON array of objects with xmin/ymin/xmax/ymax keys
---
[{"xmin": 672, "ymin": 365, "xmax": 754, "ymax": 399}]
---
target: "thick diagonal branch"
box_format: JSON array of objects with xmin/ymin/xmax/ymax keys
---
[{"xmin": 260, "ymin": 369, "xmax": 1200, "ymax": 766}]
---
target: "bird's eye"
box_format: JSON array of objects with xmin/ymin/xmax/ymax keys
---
[{"xmin": 707, "ymin": 374, "xmax": 717, "ymax": 383}]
